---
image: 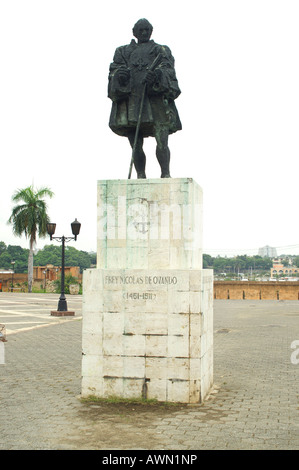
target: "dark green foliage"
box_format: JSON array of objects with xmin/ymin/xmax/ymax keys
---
[
  {"xmin": 0, "ymin": 242, "xmax": 29, "ymax": 273},
  {"xmin": 8, "ymin": 186, "xmax": 54, "ymax": 242},
  {"xmin": 7, "ymin": 185, "xmax": 54, "ymax": 292},
  {"xmin": 203, "ymin": 254, "xmax": 275, "ymax": 273},
  {"xmin": 52, "ymin": 274, "xmax": 82, "ymax": 294},
  {"xmin": 0, "ymin": 242, "xmax": 95, "ymax": 273},
  {"xmin": 34, "ymin": 245, "xmax": 94, "ymax": 273}
]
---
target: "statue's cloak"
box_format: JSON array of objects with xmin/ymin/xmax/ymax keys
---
[{"xmin": 108, "ymin": 39, "xmax": 182, "ymax": 137}]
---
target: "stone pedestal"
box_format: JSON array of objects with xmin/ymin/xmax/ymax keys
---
[{"xmin": 81, "ymin": 178, "xmax": 213, "ymax": 403}]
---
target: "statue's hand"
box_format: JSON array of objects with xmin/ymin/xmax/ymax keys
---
[
  {"xmin": 144, "ymin": 70, "xmax": 156, "ymax": 85},
  {"xmin": 117, "ymin": 67, "xmax": 130, "ymax": 86},
  {"xmin": 144, "ymin": 69, "xmax": 162, "ymax": 87}
]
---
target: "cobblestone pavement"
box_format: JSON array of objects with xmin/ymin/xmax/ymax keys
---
[{"xmin": 0, "ymin": 293, "xmax": 298, "ymax": 450}]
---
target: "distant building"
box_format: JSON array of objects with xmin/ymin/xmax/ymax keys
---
[
  {"xmin": 33, "ymin": 265, "xmax": 80, "ymax": 281},
  {"xmin": 258, "ymin": 245, "xmax": 277, "ymax": 258},
  {"xmin": 0, "ymin": 265, "xmax": 81, "ymax": 292},
  {"xmin": 271, "ymin": 260, "xmax": 299, "ymax": 278}
]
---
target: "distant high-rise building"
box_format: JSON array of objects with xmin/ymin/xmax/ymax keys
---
[{"xmin": 258, "ymin": 245, "xmax": 277, "ymax": 258}]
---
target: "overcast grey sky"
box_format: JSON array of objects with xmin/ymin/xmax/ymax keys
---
[{"xmin": 1, "ymin": 0, "xmax": 299, "ymax": 256}]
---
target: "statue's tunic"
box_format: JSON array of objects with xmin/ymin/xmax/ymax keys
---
[{"xmin": 108, "ymin": 39, "xmax": 182, "ymax": 138}]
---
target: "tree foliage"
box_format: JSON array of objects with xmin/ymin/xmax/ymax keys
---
[
  {"xmin": 53, "ymin": 274, "xmax": 81, "ymax": 294},
  {"xmin": 8, "ymin": 186, "xmax": 54, "ymax": 241},
  {"xmin": 7, "ymin": 185, "xmax": 54, "ymax": 291},
  {"xmin": 203, "ymin": 254, "xmax": 274, "ymax": 272},
  {"xmin": 0, "ymin": 242, "xmax": 95, "ymax": 273},
  {"xmin": 34, "ymin": 245, "xmax": 94, "ymax": 272},
  {"xmin": 0, "ymin": 242, "xmax": 29, "ymax": 273}
]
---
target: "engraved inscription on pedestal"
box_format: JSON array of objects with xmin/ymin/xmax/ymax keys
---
[{"xmin": 82, "ymin": 267, "xmax": 213, "ymax": 403}]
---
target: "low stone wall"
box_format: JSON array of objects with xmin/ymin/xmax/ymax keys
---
[
  {"xmin": 0, "ymin": 273, "xmax": 28, "ymax": 291},
  {"xmin": 214, "ymin": 281, "xmax": 299, "ymax": 300}
]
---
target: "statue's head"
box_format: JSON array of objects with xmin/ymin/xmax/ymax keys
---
[{"xmin": 133, "ymin": 18, "xmax": 153, "ymax": 43}]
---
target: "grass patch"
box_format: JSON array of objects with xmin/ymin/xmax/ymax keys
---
[{"xmin": 80, "ymin": 394, "xmax": 183, "ymax": 408}]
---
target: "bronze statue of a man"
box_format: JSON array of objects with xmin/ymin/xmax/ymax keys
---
[{"xmin": 108, "ymin": 19, "xmax": 182, "ymax": 179}]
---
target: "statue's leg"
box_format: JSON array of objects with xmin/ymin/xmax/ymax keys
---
[
  {"xmin": 128, "ymin": 132, "xmax": 146, "ymax": 179},
  {"xmin": 155, "ymin": 127, "xmax": 171, "ymax": 178}
]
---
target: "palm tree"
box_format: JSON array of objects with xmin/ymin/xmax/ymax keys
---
[{"xmin": 8, "ymin": 185, "xmax": 54, "ymax": 292}]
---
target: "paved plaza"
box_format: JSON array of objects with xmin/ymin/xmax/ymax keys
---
[{"xmin": 0, "ymin": 292, "xmax": 298, "ymax": 450}]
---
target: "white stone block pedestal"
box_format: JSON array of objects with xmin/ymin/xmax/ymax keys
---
[{"xmin": 81, "ymin": 178, "xmax": 213, "ymax": 403}]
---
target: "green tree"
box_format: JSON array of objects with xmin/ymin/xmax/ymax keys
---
[
  {"xmin": 213, "ymin": 256, "xmax": 228, "ymax": 272},
  {"xmin": 8, "ymin": 185, "xmax": 54, "ymax": 292},
  {"xmin": 7, "ymin": 245, "xmax": 29, "ymax": 273},
  {"xmin": 53, "ymin": 273, "xmax": 80, "ymax": 294},
  {"xmin": 0, "ymin": 244, "xmax": 29, "ymax": 273},
  {"xmin": 203, "ymin": 254, "xmax": 213, "ymax": 268},
  {"xmin": 89, "ymin": 252, "xmax": 96, "ymax": 266},
  {"xmin": 0, "ymin": 252, "xmax": 11, "ymax": 269},
  {"xmin": 282, "ymin": 258, "xmax": 290, "ymax": 267},
  {"xmin": 33, "ymin": 245, "xmax": 94, "ymax": 273},
  {"xmin": 0, "ymin": 242, "xmax": 7, "ymax": 256},
  {"xmin": 34, "ymin": 244, "xmax": 62, "ymax": 266},
  {"xmin": 202, "ymin": 253, "xmax": 274, "ymax": 276},
  {"xmin": 64, "ymin": 246, "xmax": 92, "ymax": 272}
]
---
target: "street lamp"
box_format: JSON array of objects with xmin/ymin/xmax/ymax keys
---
[
  {"xmin": 46, "ymin": 219, "xmax": 81, "ymax": 316},
  {"xmin": 11, "ymin": 261, "xmax": 15, "ymax": 292},
  {"xmin": 43, "ymin": 269, "xmax": 48, "ymax": 293}
]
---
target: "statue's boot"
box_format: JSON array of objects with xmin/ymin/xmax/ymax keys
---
[{"xmin": 157, "ymin": 152, "xmax": 171, "ymax": 178}]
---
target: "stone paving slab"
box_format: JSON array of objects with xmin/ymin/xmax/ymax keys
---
[
  {"xmin": 0, "ymin": 294, "xmax": 298, "ymax": 450},
  {"xmin": 0, "ymin": 292, "xmax": 82, "ymax": 335}
]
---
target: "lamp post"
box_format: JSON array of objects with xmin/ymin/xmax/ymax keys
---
[
  {"xmin": 11, "ymin": 261, "xmax": 15, "ymax": 292},
  {"xmin": 46, "ymin": 219, "xmax": 81, "ymax": 316},
  {"xmin": 43, "ymin": 269, "xmax": 48, "ymax": 293}
]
